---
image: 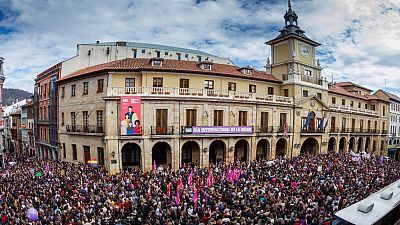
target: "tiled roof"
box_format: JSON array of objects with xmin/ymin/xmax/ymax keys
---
[
  {"xmin": 329, "ymin": 84, "xmax": 389, "ymax": 102},
  {"xmin": 336, "ymin": 81, "xmax": 372, "ymax": 92},
  {"xmin": 57, "ymin": 58, "xmax": 282, "ymax": 84},
  {"xmin": 377, "ymin": 89, "xmax": 400, "ymax": 102},
  {"xmin": 82, "ymin": 41, "xmax": 217, "ymax": 57}
]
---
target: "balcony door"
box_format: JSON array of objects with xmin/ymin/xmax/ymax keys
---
[{"xmin": 156, "ymin": 109, "xmax": 168, "ymax": 134}]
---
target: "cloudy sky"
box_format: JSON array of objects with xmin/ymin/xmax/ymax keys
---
[{"xmin": 0, "ymin": 0, "xmax": 399, "ymax": 94}]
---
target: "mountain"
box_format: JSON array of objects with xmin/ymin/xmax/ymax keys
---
[{"xmin": 3, "ymin": 88, "xmax": 33, "ymax": 106}]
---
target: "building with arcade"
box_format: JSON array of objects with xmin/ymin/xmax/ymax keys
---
[{"xmin": 55, "ymin": 1, "xmax": 389, "ymax": 174}]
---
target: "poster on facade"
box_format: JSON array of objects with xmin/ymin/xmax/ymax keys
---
[{"xmin": 120, "ymin": 96, "xmax": 141, "ymax": 135}]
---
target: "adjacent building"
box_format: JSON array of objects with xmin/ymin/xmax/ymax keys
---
[
  {"xmin": 0, "ymin": 57, "xmax": 5, "ymax": 167},
  {"xmin": 375, "ymin": 89, "xmax": 400, "ymax": 159},
  {"xmin": 3, "ymin": 99, "xmax": 27, "ymax": 155},
  {"xmin": 55, "ymin": 1, "xmax": 389, "ymax": 174},
  {"xmin": 34, "ymin": 63, "xmax": 61, "ymax": 160},
  {"xmin": 61, "ymin": 41, "xmax": 233, "ymax": 78}
]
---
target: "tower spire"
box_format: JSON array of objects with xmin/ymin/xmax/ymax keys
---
[{"xmin": 288, "ymin": 0, "xmax": 291, "ymax": 10}]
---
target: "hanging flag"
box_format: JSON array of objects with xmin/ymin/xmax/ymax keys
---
[
  {"xmin": 303, "ymin": 112, "xmax": 311, "ymax": 130},
  {"xmin": 229, "ymin": 167, "xmax": 234, "ymax": 183},
  {"xmin": 177, "ymin": 178, "xmax": 183, "ymax": 191},
  {"xmin": 206, "ymin": 170, "xmax": 215, "ymax": 187},
  {"xmin": 318, "ymin": 117, "xmax": 324, "ymax": 131},
  {"xmin": 283, "ymin": 121, "xmax": 289, "ymax": 138},
  {"xmin": 192, "ymin": 188, "xmax": 198, "ymax": 208}
]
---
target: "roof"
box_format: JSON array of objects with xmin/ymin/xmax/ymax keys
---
[
  {"xmin": 81, "ymin": 41, "xmax": 218, "ymax": 57},
  {"xmin": 57, "ymin": 58, "xmax": 282, "ymax": 84},
  {"xmin": 336, "ymin": 82, "xmax": 372, "ymax": 92},
  {"xmin": 329, "ymin": 84, "xmax": 389, "ymax": 103},
  {"xmin": 376, "ymin": 89, "xmax": 400, "ymax": 102},
  {"xmin": 335, "ymin": 179, "xmax": 400, "ymax": 225}
]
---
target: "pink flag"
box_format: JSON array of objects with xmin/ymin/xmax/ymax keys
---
[
  {"xmin": 192, "ymin": 188, "xmax": 198, "ymax": 208},
  {"xmin": 175, "ymin": 189, "xmax": 180, "ymax": 206},
  {"xmin": 283, "ymin": 121, "xmax": 289, "ymax": 138},
  {"xmin": 45, "ymin": 162, "xmax": 50, "ymax": 171},
  {"xmin": 291, "ymin": 181, "xmax": 298, "ymax": 187},
  {"xmin": 234, "ymin": 168, "xmax": 241, "ymax": 181},
  {"xmin": 153, "ymin": 160, "xmax": 157, "ymax": 175},
  {"xmin": 229, "ymin": 168, "xmax": 235, "ymax": 183},
  {"xmin": 206, "ymin": 170, "xmax": 214, "ymax": 187},
  {"xmin": 177, "ymin": 178, "xmax": 183, "ymax": 191},
  {"xmin": 188, "ymin": 171, "xmax": 193, "ymax": 186}
]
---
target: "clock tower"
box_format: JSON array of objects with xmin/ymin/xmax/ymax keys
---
[{"xmin": 265, "ymin": 0, "xmax": 327, "ymax": 102}]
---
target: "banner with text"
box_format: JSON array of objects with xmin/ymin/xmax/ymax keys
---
[{"xmin": 183, "ymin": 126, "xmax": 253, "ymax": 134}]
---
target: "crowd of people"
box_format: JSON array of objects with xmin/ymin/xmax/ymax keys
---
[{"xmin": 0, "ymin": 153, "xmax": 399, "ymax": 225}]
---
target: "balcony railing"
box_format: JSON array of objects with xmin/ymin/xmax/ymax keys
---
[
  {"xmin": 329, "ymin": 127, "xmax": 340, "ymax": 133},
  {"xmin": 330, "ymin": 104, "xmax": 378, "ymax": 116},
  {"xmin": 109, "ymin": 87, "xmax": 294, "ymax": 105},
  {"xmin": 255, "ymin": 126, "xmax": 274, "ymax": 133},
  {"xmin": 301, "ymin": 127, "xmax": 325, "ymax": 133},
  {"xmin": 275, "ymin": 126, "xmax": 293, "ymax": 133},
  {"xmin": 65, "ymin": 125, "xmax": 105, "ymax": 133},
  {"xmin": 151, "ymin": 126, "xmax": 174, "ymax": 135},
  {"xmin": 282, "ymin": 73, "xmax": 327, "ymax": 86}
]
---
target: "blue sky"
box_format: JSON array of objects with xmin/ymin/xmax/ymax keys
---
[{"xmin": 0, "ymin": 0, "xmax": 400, "ymax": 95}]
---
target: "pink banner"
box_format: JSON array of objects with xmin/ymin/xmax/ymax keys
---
[{"xmin": 120, "ymin": 96, "xmax": 141, "ymax": 135}]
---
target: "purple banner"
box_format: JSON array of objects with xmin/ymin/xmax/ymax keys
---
[{"xmin": 183, "ymin": 126, "xmax": 253, "ymax": 134}]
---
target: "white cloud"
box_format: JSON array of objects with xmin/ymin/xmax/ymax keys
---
[{"xmin": 0, "ymin": 0, "xmax": 399, "ymax": 95}]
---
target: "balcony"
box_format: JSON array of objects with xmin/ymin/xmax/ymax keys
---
[
  {"xmin": 301, "ymin": 127, "xmax": 325, "ymax": 133},
  {"xmin": 275, "ymin": 126, "xmax": 293, "ymax": 133},
  {"xmin": 330, "ymin": 104, "xmax": 378, "ymax": 116},
  {"xmin": 108, "ymin": 87, "xmax": 293, "ymax": 105},
  {"xmin": 181, "ymin": 126, "xmax": 253, "ymax": 135},
  {"xmin": 151, "ymin": 126, "xmax": 174, "ymax": 135},
  {"xmin": 329, "ymin": 127, "xmax": 341, "ymax": 133},
  {"xmin": 282, "ymin": 73, "xmax": 328, "ymax": 87},
  {"xmin": 65, "ymin": 125, "xmax": 105, "ymax": 133},
  {"xmin": 255, "ymin": 126, "xmax": 274, "ymax": 133}
]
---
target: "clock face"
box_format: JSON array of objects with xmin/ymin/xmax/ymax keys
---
[{"xmin": 301, "ymin": 45, "xmax": 310, "ymax": 58}]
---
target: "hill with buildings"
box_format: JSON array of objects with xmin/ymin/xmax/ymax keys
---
[{"xmin": 3, "ymin": 88, "xmax": 32, "ymax": 106}]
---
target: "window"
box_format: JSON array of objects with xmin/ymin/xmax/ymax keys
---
[
  {"xmin": 83, "ymin": 82, "xmax": 89, "ymax": 95},
  {"xmin": 177, "ymin": 53, "xmax": 181, "ymax": 60},
  {"xmin": 202, "ymin": 63, "xmax": 211, "ymax": 70},
  {"xmin": 260, "ymin": 112, "xmax": 269, "ymax": 131},
  {"xmin": 342, "ymin": 118, "xmax": 347, "ymax": 130},
  {"xmin": 365, "ymin": 104, "xmax": 368, "ymax": 109},
  {"xmin": 71, "ymin": 112, "xmax": 76, "ymax": 127},
  {"xmin": 197, "ymin": 55, "xmax": 202, "ymax": 62},
  {"xmin": 228, "ymin": 82, "xmax": 236, "ymax": 91},
  {"xmin": 350, "ymin": 101, "xmax": 354, "ymax": 107},
  {"xmin": 283, "ymin": 89, "xmax": 289, "ymax": 97},
  {"xmin": 63, "ymin": 143, "xmax": 66, "ymax": 159},
  {"xmin": 125, "ymin": 78, "xmax": 135, "ymax": 87},
  {"xmin": 280, "ymin": 113, "xmax": 287, "ymax": 129},
  {"xmin": 371, "ymin": 105, "xmax": 376, "ymax": 110},
  {"xmin": 383, "ymin": 106, "xmax": 386, "ymax": 116},
  {"xmin": 44, "ymin": 106, "xmax": 47, "ymax": 119},
  {"xmin": 83, "ymin": 111, "xmax": 89, "ymax": 130},
  {"xmin": 39, "ymin": 107, "xmax": 42, "ymax": 120},
  {"xmin": 133, "ymin": 49, "xmax": 137, "ymax": 58},
  {"xmin": 303, "ymin": 90, "xmax": 308, "ymax": 97},
  {"xmin": 61, "ymin": 87, "xmax": 65, "ymax": 98},
  {"xmin": 165, "ymin": 51, "xmax": 169, "ymax": 56},
  {"xmin": 44, "ymin": 84, "xmax": 47, "ymax": 99},
  {"xmin": 342, "ymin": 99, "xmax": 345, "ymax": 105},
  {"xmin": 180, "ymin": 79, "xmax": 189, "ymax": 88},
  {"xmin": 153, "ymin": 77, "xmax": 163, "ymax": 87},
  {"xmin": 239, "ymin": 111, "xmax": 247, "ymax": 126},
  {"xmin": 243, "ymin": 69, "xmax": 252, "ymax": 75},
  {"xmin": 155, "ymin": 51, "xmax": 161, "ymax": 57},
  {"xmin": 97, "ymin": 111, "xmax": 103, "ymax": 131},
  {"xmin": 317, "ymin": 93, "xmax": 322, "ymax": 99},
  {"xmin": 268, "ymin": 87, "xmax": 274, "ymax": 95},
  {"xmin": 72, "ymin": 144, "xmax": 77, "ymax": 160},
  {"xmin": 186, "ymin": 109, "xmax": 197, "ymax": 126},
  {"xmin": 152, "ymin": 59, "xmax": 162, "ymax": 66},
  {"xmin": 185, "ymin": 54, "xmax": 189, "ymax": 58},
  {"xmin": 97, "ymin": 147, "xmax": 105, "ymax": 165},
  {"xmin": 331, "ymin": 117, "xmax": 336, "ymax": 129},
  {"xmin": 97, "ymin": 79, "xmax": 104, "ymax": 93},
  {"xmin": 305, "ymin": 69, "xmax": 312, "ymax": 76},
  {"xmin": 214, "ymin": 110, "xmax": 223, "ymax": 126},
  {"xmin": 71, "ymin": 84, "xmax": 76, "ymax": 97},
  {"xmin": 141, "ymin": 49, "xmax": 146, "ymax": 54},
  {"xmin": 332, "ymin": 97, "xmax": 336, "ymax": 104},
  {"xmin": 61, "ymin": 113, "xmax": 64, "ymax": 126},
  {"xmin": 249, "ymin": 85, "xmax": 256, "ymax": 93},
  {"xmin": 156, "ymin": 109, "xmax": 168, "ymax": 134},
  {"xmin": 204, "ymin": 80, "xmax": 214, "ymax": 90},
  {"xmin": 358, "ymin": 102, "xmax": 361, "ymax": 108}
]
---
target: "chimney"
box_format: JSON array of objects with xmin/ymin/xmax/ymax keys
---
[{"xmin": 0, "ymin": 57, "xmax": 4, "ymax": 77}]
